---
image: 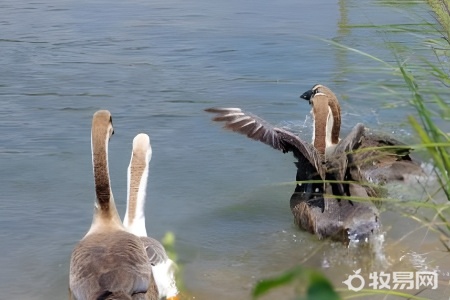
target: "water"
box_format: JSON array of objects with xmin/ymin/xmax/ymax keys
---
[{"xmin": 1, "ymin": 0, "xmax": 449, "ymax": 299}]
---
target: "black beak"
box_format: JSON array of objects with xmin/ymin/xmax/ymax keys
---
[{"xmin": 300, "ymin": 89, "xmax": 313, "ymax": 101}]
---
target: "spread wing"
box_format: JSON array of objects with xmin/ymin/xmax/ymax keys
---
[{"xmin": 205, "ymin": 107, "xmax": 324, "ymax": 178}]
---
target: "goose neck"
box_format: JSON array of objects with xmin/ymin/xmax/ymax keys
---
[
  {"xmin": 125, "ymin": 151, "xmax": 150, "ymax": 237},
  {"xmin": 90, "ymin": 117, "xmax": 121, "ymax": 226},
  {"xmin": 311, "ymin": 97, "xmax": 341, "ymax": 154}
]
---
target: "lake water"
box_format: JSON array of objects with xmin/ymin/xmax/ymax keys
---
[{"xmin": 1, "ymin": 0, "xmax": 449, "ymax": 299}]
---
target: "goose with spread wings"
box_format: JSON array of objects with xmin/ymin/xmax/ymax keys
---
[{"xmin": 205, "ymin": 107, "xmax": 379, "ymax": 242}]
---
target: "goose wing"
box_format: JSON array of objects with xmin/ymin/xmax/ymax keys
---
[
  {"xmin": 205, "ymin": 107, "xmax": 324, "ymax": 178},
  {"xmin": 334, "ymin": 123, "xmax": 365, "ymax": 156},
  {"xmin": 355, "ymin": 128, "xmax": 423, "ymax": 185},
  {"xmin": 362, "ymin": 129, "xmax": 413, "ymax": 152},
  {"xmin": 140, "ymin": 237, "xmax": 169, "ymax": 266},
  {"xmin": 356, "ymin": 128, "xmax": 415, "ymax": 165},
  {"xmin": 326, "ymin": 123, "xmax": 365, "ymax": 196}
]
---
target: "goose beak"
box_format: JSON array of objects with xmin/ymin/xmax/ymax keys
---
[
  {"xmin": 300, "ymin": 89, "xmax": 313, "ymax": 104},
  {"xmin": 167, "ymin": 296, "xmax": 179, "ymax": 300}
]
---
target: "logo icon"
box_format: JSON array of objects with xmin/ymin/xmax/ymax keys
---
[
  {"xmin": 343, "ymin": 270, "xmax": 439, "ymax": 291},
  {"xmin": 342, "ymin": 269, "xmax": 365, "ymax": 292}
]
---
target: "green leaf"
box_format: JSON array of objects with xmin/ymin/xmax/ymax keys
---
[
  {"xmin": 252, "ymin": 267, "xmax": 300, "ymax": 298},
  {"xmin": 253, "ymin": 266, "xmax": 340, "ymax": 300},
  {"xmin": 305, "ymin": 271, "xmax": 340, "ymax": 300}
]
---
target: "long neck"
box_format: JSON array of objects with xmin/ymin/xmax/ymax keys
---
[
  {"xmin": 124, "ymin": 149, "xmax": 149, "ymax": 237},
  {"xmin": 90, "ymin": 126, "xmax": 122, "ymax": 228},
  {"xmin": 311, "ymin": 97, "xmax": 341, "ymax": 154}
]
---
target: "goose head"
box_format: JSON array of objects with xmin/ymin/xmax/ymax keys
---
[
  {"xmin": 300, "ymin": 84, "xmax": 341, "ymax": 155},
  {"xmin": 124, "ymin": 133, "xmax": 152, "ymax": 237}
]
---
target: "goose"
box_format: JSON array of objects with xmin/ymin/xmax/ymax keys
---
[
  {"xmin": 69, "ymin": 110, "xmax": 155, "ymax": 300},
  {"xmin": 204, "ymin": 107, "xmax": 380, "ymax": 242},
  {"xmin": 123, "ymin": 133, "xmax": 179, "ymax": 300},
  {"xmin": 300, "ymin": 84, "xmax": 425, "ymax": 184}
]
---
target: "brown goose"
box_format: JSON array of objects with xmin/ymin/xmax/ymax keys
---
[
  {"xmin": 300, "ymin": 84, "xmax": 425, "ymax": 184},
  {"xmin": 124, "ymin": 133, "xmax": 179, "ymax": 300},
  {"xmin": 204, "ymin": 107, "xmax": 380, "ymax": 242},
  {"xmin": 69, "ymin": 111, "xmax": 155, "ymax": 300}
]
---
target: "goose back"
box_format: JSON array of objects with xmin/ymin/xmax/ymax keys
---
[{"xmin": 70, "ymin": 231, "xmax": 152, "ymax": 300}]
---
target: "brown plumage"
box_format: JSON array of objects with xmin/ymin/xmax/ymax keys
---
[
  {"xmin": 69, "ymin": 110, "xmax": 156, "ymax": 300},
  {"xmin": 205, "ymin": 107, "xmax": 379, "ymax": 242}
]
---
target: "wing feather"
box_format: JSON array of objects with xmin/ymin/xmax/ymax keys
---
[
  {"xmin": 140, "ymin": 237, "xmax": 168, "ymax": 266},
  {"xmin": 205, "ymin": 107, "xmax": 324, "ymax": 178}
]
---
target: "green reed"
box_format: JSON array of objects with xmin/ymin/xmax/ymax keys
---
[{"xmin": 399, "ymin": 65, "xmax": 450, "ymax": 199}]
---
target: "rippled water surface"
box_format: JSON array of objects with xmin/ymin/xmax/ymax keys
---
[{"xmin": 1, "ymin": 0, "xmax": 449, "ymax": 299}]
